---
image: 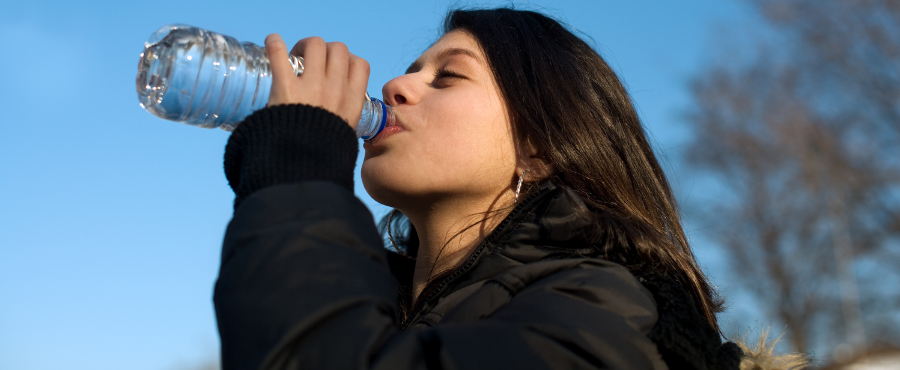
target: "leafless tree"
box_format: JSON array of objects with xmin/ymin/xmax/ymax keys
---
[{"xmin": 682, "ymin": 0, "xmax": 900, "ymax": 361}]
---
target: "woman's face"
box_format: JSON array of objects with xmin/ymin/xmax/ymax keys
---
[{"xmin": 361, "ymin": 29, "xmax": 518, "ymax": 210}]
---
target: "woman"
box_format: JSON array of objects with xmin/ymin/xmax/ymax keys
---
[{"xmin": 216, "ymin": 8, "xmax": 797, "ymax": 370}]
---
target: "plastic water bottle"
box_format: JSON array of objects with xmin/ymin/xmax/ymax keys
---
[{"xmin": 136, "ymin": 24, "xmax": 392, "ymax": 139}]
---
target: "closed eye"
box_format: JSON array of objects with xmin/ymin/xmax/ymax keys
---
[{"xmin": 434, "ymin": 68, "xmax": 465, "ymax": 80}]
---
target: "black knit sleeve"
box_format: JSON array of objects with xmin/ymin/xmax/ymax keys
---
[{"xmin": 223, "ymin": 104, "xmax": 359, "ymax": 209}]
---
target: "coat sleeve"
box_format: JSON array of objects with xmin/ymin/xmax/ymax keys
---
[{"xmin": 214, "ymin": 182, "xmax": 667, "ymax": 370}]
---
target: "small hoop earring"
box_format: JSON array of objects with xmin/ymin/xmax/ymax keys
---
[
  {"xmin": 515, "ymin": 169, "xmax": 530, "ymax": 204},
  {"xmin": 387, "ymin": 209, "xmax": 399, "ymax": 251}
]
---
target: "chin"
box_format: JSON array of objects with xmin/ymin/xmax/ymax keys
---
[
  {"xmin": 361, "ymin": 180, "xmax": 395, "ymax": 208},
  {"xmin": 361, "ymin": 162, "xmax": 404, "ymax": 208},
  {"xmin": 362, "ymin": 166, "xmax": 441, "ymax": 212}
]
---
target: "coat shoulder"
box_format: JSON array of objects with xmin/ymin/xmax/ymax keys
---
[
  {"xmin": 638, "ymin": 273, "xmax": 810, "ymax": 370},
  {"xmin": 638, "ymin": 272, "xmax": 744, "ymax": 369}
]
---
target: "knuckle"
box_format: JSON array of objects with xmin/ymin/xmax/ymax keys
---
[
  {"xmin": 357, "ymin": 58, "xmax": 371, "ymax": 73},
  {"xmin": 328, "ymin": 42, "xmax": 349, "ymax": 53},
  {"xmin": 349, "ymin": 55, "xmax": 369, "ymax": 70},
  {"xmin": 306, "ymin": 36, "xmax": 326, "ymax": 48}
]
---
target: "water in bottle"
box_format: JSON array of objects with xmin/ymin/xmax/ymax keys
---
[{"xmin": 136, "ymin": 24, "xmax": 391, "ymax": 139}]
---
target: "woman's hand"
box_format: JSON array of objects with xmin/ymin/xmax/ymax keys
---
[{"xmin": 265, "ymin": 34, "xmax": 370, "ymax": 129}]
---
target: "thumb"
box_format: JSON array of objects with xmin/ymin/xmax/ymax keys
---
[{"xmin": 265, "ymin": 34, "xmax": 295, "ymax": 102}]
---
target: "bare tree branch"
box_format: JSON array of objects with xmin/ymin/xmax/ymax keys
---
[{"xmin": 682, "ymin": 0, "xmax": 900, "ymax": 360}]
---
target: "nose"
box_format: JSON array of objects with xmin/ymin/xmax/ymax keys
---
[{"xmin": 382, "ymin": 74, "xmax": 419, "ymax": 107}]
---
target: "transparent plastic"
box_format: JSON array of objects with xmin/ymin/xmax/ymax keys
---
[{"xmin": 136, "ymin": 24, "xmax": 392, "ymax": 139}]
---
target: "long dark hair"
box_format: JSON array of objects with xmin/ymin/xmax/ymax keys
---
[{"xmin": 382, "ymin": 7, "xmax": 724, "ymax": 332}]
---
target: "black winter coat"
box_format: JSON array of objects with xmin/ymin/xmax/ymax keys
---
[{"xmin": 216, "ymin": 104, "xmax": 743, "ymax": 370}]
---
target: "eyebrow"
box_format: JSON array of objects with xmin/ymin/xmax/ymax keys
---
[{"xmin": 406, "ymin": 47, "xmax": 484, "ymax": 74}]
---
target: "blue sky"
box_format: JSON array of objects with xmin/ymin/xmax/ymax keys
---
[{"xmin": 0, "ymin": 1, "xmax": 756, "ymax": 369}]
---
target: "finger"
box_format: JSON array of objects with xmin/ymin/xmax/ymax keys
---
[
  {"xmin": 325, "ymin": 42, "xmax": 350, "ymax": 82},
  {"xmin": 290, "ymin": 36, "xmax": 327, "ymax": 77},
  {"xmin": 265, "ymin": 34, "xmax": 295, "ymax": 92},
  {"xmin": 347, "ymin": 53, "xmax": 370, "ymax": 98}
]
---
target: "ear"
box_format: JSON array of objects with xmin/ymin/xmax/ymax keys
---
[{"xmin": 515, "ymin": 136, "xmax": 554, "ymax": 181}]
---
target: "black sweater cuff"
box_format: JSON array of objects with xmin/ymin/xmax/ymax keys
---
[{"xmin": 223, "ymin": 104, "xmax": 359, "ymax": 209}]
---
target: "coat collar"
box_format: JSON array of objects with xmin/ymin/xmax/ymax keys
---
[
  {"xmin": 384, "ymin": 182, "xmax": 755, "ymax": 370},
  {"xmin": 387, "ymin": 181, "xmax": 603, "ymax": 328}
]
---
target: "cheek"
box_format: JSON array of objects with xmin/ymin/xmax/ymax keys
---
[
  {"xmin": 361, "ymin": 88, "xmax": 517, "ymax": 202},
  {"xmin": 423, "ymin": 96, "xmax": 514, "ymax": 174},
  {"xmin": 432, "ymin": 90, "xmax": 512, "ymax": 153},
  {"xmin": 461, "ymin": 95, "xmax": 516, "ymax": 165}
]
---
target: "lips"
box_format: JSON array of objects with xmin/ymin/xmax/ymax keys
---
[
  {"xmin": 364, "ymin": 113, "xmax": 405, "ymax": 148},
  {"xmin": 384, "ymin": 109, "xmax": 403, "ymax": 130}
]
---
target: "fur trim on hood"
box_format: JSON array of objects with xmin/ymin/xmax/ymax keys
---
[{"xmin": 736, "ymin": 329, "xmax": 810, "ymax": 370}]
